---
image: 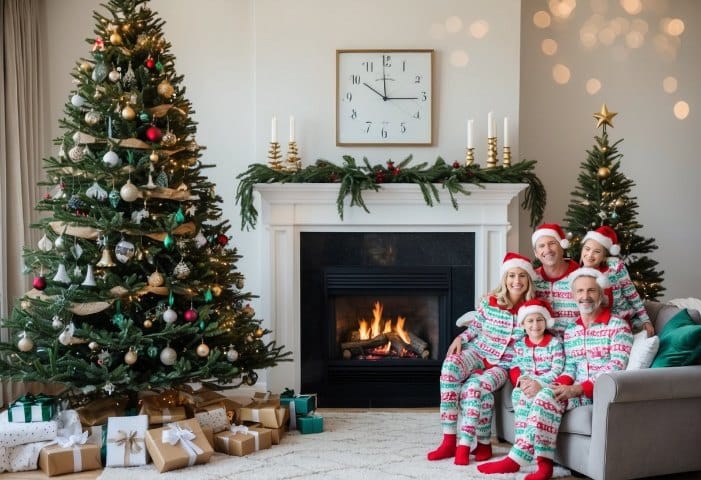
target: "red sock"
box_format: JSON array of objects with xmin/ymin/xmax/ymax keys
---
[
  {"xmin": 427, "ymin": 434, "xmax": 456, "ymax": 461},
  {"xmin": 477, "ymin": 456, "xmax": 520, "ymax": 474},
  {"xmin": 525, "ymin": 456, "xmax": 554, "ymax": 480},
  {"xmin": 473, "ymin": 442, "xmax": 493, "ymax": 461},
  {"xmin": 454, "ymin": 445, "xmax": 470, "ymax": 465}
]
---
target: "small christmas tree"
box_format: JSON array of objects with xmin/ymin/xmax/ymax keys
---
[
  {"xmin": 0, "ymin": 0, "xmax": 289, "ymax": 400},
  {"xmin": 563, "ymin": 104, "xmax": 665, "ymax": 300}
]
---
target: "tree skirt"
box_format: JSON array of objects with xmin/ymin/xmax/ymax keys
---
[{"xmin": 98, "ymin": 411, "xmax": 571, "ymax": 480}]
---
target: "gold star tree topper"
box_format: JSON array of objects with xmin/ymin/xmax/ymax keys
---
[{"xmin": 593, "ymin": 104, "xmax": 617, "ymax": 129}]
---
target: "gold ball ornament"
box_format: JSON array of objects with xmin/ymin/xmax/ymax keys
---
[
  {"xmin": 597, "ymin": 166, "xmax": 611, "ymax": 178},
  {"xmin": 255, "ymin": 327, "xmax": 264, "ymax": 337},
  {"xmin": 121, "ymin": 105, "xmax": 136, "ymax": 121},
  {"xmin": 143, "ymin": 319, "xmax": 153, "ymax": 329},
  {"xmin": 89, "ymin": 341, "xmax": 99, "ymax": 350},
  {"xmin": 149, "ymin": 151, "xmax": 159, "ymax": 163},
  {"xmin": 84, "ymin": 111, "xmax": 101, "ymax": 126},
  {"xmin": 18, "ymin": 335, "xmax": 34, "ymax": 352},
  {"xmin": 157, "ymin": 80, "xmax": 175, "ymax": 98},
  {"xmin": 124, "ymin": 349, "xmax": 138, "ymax": 365},
  {"xmin": 211, "ymin": 285, "xmax": 222, "ymax": 297},
  {"xmin": 148, "ymin": 270, "xmax": 165, "ymax": 287},
  {"xmin": 121, "ymin": 23, "xmax": 131, "ymax": 33},
  {"xmin": 109, "ymin": 32, "xmax": 122, "ymax": 45},
  {"xmin": 615, "ymin": 198, "xmax": 625, "ymax": 208},
  {"xmin": 196, "ymin": 342, "xmax": 210, "ymax": 357},
  {"xmin": 161, "ymin": 131, "xmax": 177, "ymax": 147},
  {"xmin": 80, "ymin": 62, "xmax": 93, "ymax": 73}
]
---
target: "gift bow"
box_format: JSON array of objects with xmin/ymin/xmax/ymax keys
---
[
  {"xmin": 162, "ymin": 424, "xmax": 203, "ymax": 466},
  {"xmin": 56, "ymin": 430, "xmax": 89, "ymax": 448},
  {"xmin": 10, "ymin": 393, "xmax": 55, "ymax": 422},
  {"xmin": 229, "ymin": 425, "xmax": 249, "ymax": 434},
  {"xmin": 109, "ymin": 430, "xmax": 144, "ymax": 466},
  {"xmin": 281, "ymin": 388, "xmax": 295, "ymax": 398}
]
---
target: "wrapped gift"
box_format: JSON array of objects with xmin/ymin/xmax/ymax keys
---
[
  {"xmin": 38, "ymin": 443, "xmax": 102, "ymax": 476},
  {"xmin": 177, "ymin": 386, "xmax": 241, "ymax": 422},
  {"xmin": 268, "ymin": 424, "xmax": 287, "ymax": 445},
  {"xmin": 252, "ymin": 391, "xmax": 281, "ymax": 406},
  {"xmin": 229, "ymin": 425, "xmax": 271, "ymax": 451},
  {"xmin": 75, "ymin": 396, "xmax": 128, "ymax": 427},
  {"xmin": 0, "ymin": 441, "xmax": 52, "ymax": 473},
  {"xmin": 200, "ymin": 425, "xmax": 214, "ymax": 449},
  {"xmin": 213, "ymin": 429, "xmax": 255, "ymax": 456},
  {"xmin": 144, "ymin": 418, "xmax": 213, "ymax": 473},
  {"xmin": 297, "ymin": 414, "xmax": 324, "ymax": 434},
  {"xmin": 194, "ymin": 406, "xmax": 230, "ymax": 433},
  {"xmin": 7, "ymin": 394, "xmax": 57, "ymax": 423},
  {"xmin": 280, "ymin": 389, "xmax": 317, "ymax": 416},
  {"xmin": 238, "ymin": 395, "xmax": 289, "ymax": 429},
  {"xmin": 140, "ymin": 405, "xmax": 187, "ymax": 425},
  {"xmin": 86, "ymin": 425, "xmax": 106, "ymax": 465},
  {"xmin": 105, "ymin": 415, "xmax": 148, "ymax": 467},
  {"xmin": 0, "ymin": 410, "xmax": 58, "ymax": 448}
]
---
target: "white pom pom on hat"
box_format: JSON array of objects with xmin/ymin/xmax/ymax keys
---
[
  {"xmin": 583, "ymin": 226, "xmax": 621, "ymax": 256},
  {"xmin": 531, "ymin": 223, "xmax": 570, "ymax": 250},
  {"xmin": 517, "ymin": 298, "xmax": 555, "ymax": 328}
]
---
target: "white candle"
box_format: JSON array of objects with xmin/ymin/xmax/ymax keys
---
[
  {"xmin": 271, "ymin": 116, "xmax": 277, "ymax": 143},
  {"xmin": 487, "ymin": 111, "xmax": 493, "ymax": 138},
  {"xmin": 503, "ymin": 117, "xmax": 509, "ymax": 147},
  {"xmin": 289, "ymin": 116, "xmax": 295, "ymax": 142},
  {"xmin": 467, "ymin": 119, "xmax": 474, "ymax": 148}
]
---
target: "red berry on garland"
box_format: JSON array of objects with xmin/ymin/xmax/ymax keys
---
[
  {"xmin": 216, "ymin": 233, "xmax": 228, "ymax": 246},
  {"xmin": 145, "ymin": 126, "xmax": 162, "ymax": 142},
  {"xmin": 145, "ymin": 57, "xmax": 156, "ymax": 69},
  {"xmin": 375, "ymin": 171, "xmax": 386, "ymax": 183},
  {"xmin": 452, "ymin": 161, "xmax": 461, "ymax": 169},
  {"xmin": 393, "ymin": 167, "xmax": 401, "ymax": 176},
  {"xmin": 329, "ymin": 173, "xmax": 338, "ymax": 182},
  {"xmin": 184, "ymin": 308, "xmax": 198, "ymax": 322},
  {"xmin": 386, "ymin": 160, "xmax": 395, "ymax": 171},
  {"xmin": 33, "ymin": 276, "xmax": 47, "ymax": 290}
]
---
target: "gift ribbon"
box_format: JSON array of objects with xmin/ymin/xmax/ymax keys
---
[
  {"xmin": 162, "ymin": 407, "xmax": 172, "ymax": 422},
  {"xmin": 288, "ymin": 400, "xmax": 297, "ymax": 430},
  {"xmin": 162, "ymin": 423, "xmax": 203, "ymax": 466},
  {"xmin": 229, "ymin": 425, "xmax": 259, "ymax": 450},
  {"xmin": 108, "ymin": 430, "xmax": 144, "ymax": 466},
  {"xmin": 56, "ymin": 431, "xmax": 89, "ymax": 448},
  {"xmin": 9, "ymin": 394, "xmax": 55, "ymax": 422},
  {"xmin": 72, "ymin": 445, "xmax": 83, "ymax": 472}
]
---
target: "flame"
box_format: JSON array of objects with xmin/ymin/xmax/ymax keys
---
[
  {"xmin": 371, "ymin": 301, "xmax": 383, "ymax": 337},
  {"xmin": 358, "ymin": 319, "xmax": 371, "ymax": 340},
  {"xmin": 396, "ymin": 316, "xmax": 411, "ymax": 344}
]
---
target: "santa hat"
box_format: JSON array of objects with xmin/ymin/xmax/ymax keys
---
[
  {"xmin": 531, "ymin": 223, "xmax": 570, "ymax": 249},
  {"xmin": 500, "ymin": 252, "xmax": 537, "ymax": 281},
  {"xmin": 568, "ymin": 267, "xmax": 610, "ymax": 290},
  {"xmin": 517, "ymin": 299, "xmax": 555, "ymax": 328},
  {"xmin": 582, "ymin": 226, "xmax": 621, "ymax": 256}
]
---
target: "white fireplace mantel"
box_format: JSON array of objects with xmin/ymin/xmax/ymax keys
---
[{"xmin": 253, "ymin": 183, "xmax": 527, "ymax": 393}]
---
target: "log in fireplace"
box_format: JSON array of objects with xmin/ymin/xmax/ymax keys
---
[{"xmin": 300, "ymin": 232, "xmax": 475, "ymax": 407}]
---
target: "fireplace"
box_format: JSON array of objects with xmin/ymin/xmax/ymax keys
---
[
  {"xmin": 252, "ymin": 183, "xmax": 526, "ymax": 405},
  {"xmin": 299, "ymin": 232, "xmax": 474, "ymax": 406}
]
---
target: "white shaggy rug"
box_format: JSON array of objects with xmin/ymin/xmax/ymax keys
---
[{"xmin": 98, "ymin": 411, "xmax": 571, "ymax": 480}]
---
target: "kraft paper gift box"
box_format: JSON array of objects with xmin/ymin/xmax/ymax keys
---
[
  {"xmin": 139, "ymin": 404, "xmax": 187, "ymax": 425},
  {"xmin": 38, "ymin": 443, "xmax": 102, "ymax": 476},
  {"xmin": 238, "ymin": 394, "xmax": 289, "ymax": 429},
  {"xmin": 213, "ymin": 430, "xmax": 255, "ymax": 456},
  {"xmin": 194, "ymin": 406, "xmax": 230, "ymax": 433},
  {"xmin": 7, "ymin": 394, "xmax": 57, "ymax": 423},
  {"xmin": 75, "ymin": 396, "xmax": 128, "ymax": 427},
  {"xmin": 200, "ymin": 425, "xmax": 214, "ymax": 449},
  {"xmin": 242, "ymin": 420, "xmax": 287, "ymax": 445},
  {"xmin": 105, "ymin": 415, "xmax": 149, "ymax": 467},
  {"xmin": 144, "ymin": 418, "xmax": 213, "ymax": 473},
  {"xmin": 296, "ymin": 413, "xmax": 324, "ymax": 434},
  {"xmin": 0, "ymin": 410, "xmax": 58, "ymax": 448}
]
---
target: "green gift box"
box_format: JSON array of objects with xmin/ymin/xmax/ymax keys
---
[
  {"xmin": 296, "ymin": 414, "xmax": 323, "ymax": 434},
  {"xmin": 280, "ymin": 389, "xmax": 316, "ymax": 416},
  {"xmin": 8, "ymin": 393, "xmax": 57, "ymax": 423}
]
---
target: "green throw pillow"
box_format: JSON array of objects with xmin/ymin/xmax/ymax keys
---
[{"xmin": 650, "ymin": 308, "xmax": 701, "ymax": 368}]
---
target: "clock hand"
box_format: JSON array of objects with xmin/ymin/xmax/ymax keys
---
[
  {"xmin": 382, "ymin": 55, "xmax": 388, "ymax": 98},
  {"xmin": 363, "ymin": 82, "xmax": 387, "ymax": 101},
  {"xmin": 386, "ymin": 96, "xmax": 418, "ymax": 100}
]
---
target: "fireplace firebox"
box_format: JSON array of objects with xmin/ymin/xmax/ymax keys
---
[{"xmin": 300, "ymin": 232, "xmax": 474, "ymax": 407}]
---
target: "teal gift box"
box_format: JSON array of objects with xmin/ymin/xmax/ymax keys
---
[
  {"xmin": 280, "ymin": 388, "xmax": 317, "ymax": 415},
  {"xmin": 8, "ymin": 393, "xmax": 57, "ymax": 423},
  {"xmin": 297, "ymin": 414, "xmax": 323, "ymax": 434}
]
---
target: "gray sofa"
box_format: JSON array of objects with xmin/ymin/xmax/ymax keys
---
[{"xmin": 494, "ymin": 301, "xmax": 701, "ymax": 480}]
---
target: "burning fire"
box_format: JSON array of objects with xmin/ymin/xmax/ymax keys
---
[{"xmin": 358, "ymin": 301, "xmax": 411, "ymax": 344}]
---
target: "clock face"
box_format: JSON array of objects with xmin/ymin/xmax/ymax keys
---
[{"xmin": 336, "ymin": 49, "xmax": 433, "ymax": 146}]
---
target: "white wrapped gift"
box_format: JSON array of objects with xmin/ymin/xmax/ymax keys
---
[
  {"xmin": 106, "ymin": 415, "xmax": 149, "ymax": 467},
  {"xmin": 0, "ymin": 441, "xmax": 52, "ymax": 473},
  {"xmin": 0, "ymin": 410, "xmax": 58, "ymax": 448}
]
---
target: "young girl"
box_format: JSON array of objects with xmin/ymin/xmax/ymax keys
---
[
  {"xmin": 478, "ymin": 298, "xmax": 564, "ymax": 480},
  {"xmin": 428, "ymin": 252, "xmax": 536, "ymax": 466},
  {"xmin": 580, "ymin": 226, "xmax": 654, "ymax": 336}
]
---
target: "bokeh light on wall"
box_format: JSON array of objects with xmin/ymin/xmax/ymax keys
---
[
  {"xmin": 533, "ymin": 10, "xmax": 552, "ymax": 28},
  {"xmin": 625, "ymin": 30, "xmax": 644, "ymax": 48},
  {"xmin": 662, "ymin": 76, "xmax": 677, "ymax": 94},
  {"xmin": 542, "ymin": 38, "xmax": 558, "ymax": 56},
  {"xmin": 673, "ymin": 101, "xmax": 689, "ymax": 120},
  {"xmin": 611, "ymin": 17, "xmax": 630, "ymax": 35},
  {"xmin": 445, "ymin": 16, "xmax": 463, "ymax": 33},
  {"xmin": 549, "ymin": 0, "xmax": 577, "ymax": 20},
  {"xmin": 580, "ymin": 23, "xmax": 598, "ymax": 49},
  {"xmin": 665, "ymin": 18, "xmax": 685, "ymax": 36},
  {"xmin": 469, "ymin": 20, "xmax": 489, "ymax": 39},
  {"xmin": 450, "ymin": 50, "xmax": 470, "ymax": 67},
  {"xmin": 590, "ymin": 0, "xmax": 608, "ymax": 15},
  {"xmin": 553, "ymin": 64, "xmax": 571, "ymax": 84},
  {"xmin": 586, "ymin": 78, "xmax": 602, "ymax": 95},
  {"xmin": 631, "ymin": 18, "xmax": 648, "ymax": 34},
  {"xmin": 620, "ymin": 0, "xmax": 642, "ymax": 16},
  {"xmin": 598, "ymin": 26, "xmax": 616, "ymax": 46}
]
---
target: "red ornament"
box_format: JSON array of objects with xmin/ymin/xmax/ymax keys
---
[
  {"xmin": 145, "ymin": 126, "xmax": 162, "ymax": 142},
  {"xmin": 216, "ymin": 233, "xmax": 228, "ymax": 246},
  {"xmin": 145, "ymin": 57, "xmax": 156, "ymax": 69},
  {"xmin": 184, "ymin": 308, "xmax": 198, "ymax": 322},
  {"xmin": 374, "ymin": 171, "xmax": 386, "ymax": 183},
  {"xmin": 386, "ymin": 160, "xmax": 395, "ymax": 171},
  {"xmin": 452, "ymin": 161, "xmax": 461, "ymax": 169},
  {"xmin": 33, "ymin": 276, "xmax": 47, "ymax": 290}
]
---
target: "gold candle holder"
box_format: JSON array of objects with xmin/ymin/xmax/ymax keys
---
[
  {"xmin": 284, "ymin": 141, "xmax": 302, "ymax": 172},
  {"xmin": 502, "ymin": 146, "xmax": 511, "ymax": 168},
  {"xmin": 486, "ymin": 136, "xmax": 498, "ymax": 168},
  {"xmin": 267, "ymin": 141, "xmax": 283, "ymax": 171},
  {"xmin": 465, "ymin": 147, "xmax": 475, "ymax": 166}
]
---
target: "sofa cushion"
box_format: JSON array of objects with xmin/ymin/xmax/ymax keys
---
[
  {"xmin": 559, "ymin": 405, "xmax": 592, "ymax": 436},
  {"xmin": 651, "ymin": 308, "xmax": 701, "ymax": 368},
  {"xmin": 626, "ymin": 331, "xmax": 660, "ymax": 370}
]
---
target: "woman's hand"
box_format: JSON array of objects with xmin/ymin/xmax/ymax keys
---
[
  {"xmin": 446, "ymin": 336, "xmax": 462, "ymax": 355},
  {"xmin": 519, "ymin": 377, "xmax": 542, "ymax": 399},
  {"xmin": 642, "ymin": 322, "xmax": 655, "ymax": 337}
]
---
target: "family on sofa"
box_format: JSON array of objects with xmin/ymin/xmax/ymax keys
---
[{"xmin": 427, "ymin": 223, "xmax": 701, "ymax": 480}]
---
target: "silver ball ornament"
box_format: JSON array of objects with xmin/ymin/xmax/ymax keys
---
[
  {"xmin": 108, "ymin": 69, "xmax": 121, "ymax": 82},
  {"xmin": 226, "ymin": 347, "xmax": 239, "ymax": 362},
  {"xmin": 163, "ymin": 307, "xmax": 178, "ymax": 324},
  {"xmin": 71, "ymin": 94, "xmax": 86, "ymax": 108},
  {"xmin": 102, "ymin": 150, "xmax": 121, "ymax": 168},
  {"xmin": 120, "ymin": 180, "xmax": 140, "ymax": 202},
  {"xmin": 54, "ymin": 235, "xmax": 66, "ymax": 249},
  {"xmin": 52, "ymin": 316, "xmax": 64, "ymax": 329},
  {"xmin": 18, "ymin": 335, "xmax": 34, "ymax": 352},
  {"xmin": 160, "ymin": 346, "xmax": 177, "ymax": 366},
  {"xmin": 89, "ymin": 341, "xmax": 99, "ymax": 350},
  {"xmin": 84, "ymin": 111, "xmax": 101, "ymax": 126}
]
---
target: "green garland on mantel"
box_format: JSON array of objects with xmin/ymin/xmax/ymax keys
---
[{"xmin": 235, "ymin": 156, "xmax": 546, "ymax": 231}]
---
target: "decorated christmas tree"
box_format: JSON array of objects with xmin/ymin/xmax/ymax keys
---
[
  {"xmin": 0, "ymin": 0, "xmax": 289, "ymax": 400},
  {"xmin": 563, "ymin": 104, "xmax": 665, "ymax": 300}
]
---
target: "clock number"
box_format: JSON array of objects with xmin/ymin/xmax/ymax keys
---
[
  {"xmin": 365, "ymin": 121, "xmax": 372, "ymax": 133},
  {"xmin": 420, "ymin": 91, "xmax": 427, "ymax": 101},
  {"xmin": 362, "ymin": 61, "xmax": 374, "ymax": 72},
  {"xmin": 381, "ymin": 125, "xmax": 388, "ymax": 139},
  {"xmin": 400, "ymin": 122, "xmax": 407, "ymax": 133},
  {"xmin": 350, "ymin": 109, "xmax": 357, "ymax": 119},
  {"xmin": 346, "ymin": 92, "xmax": 352, "ymax": 102},
  {"xmin": 415, "ymin": 74, "xmax": 422, "ymax": 84},
  {"xmin": 350, "ymin": 74, "xmax": 360, "ymax": 85},
  {"xmin": 384, "ymin": 55, "xmax": 391, "ymax": 68},
  {"xmin": 402, "ymin": 60, "xmax": 407, "ymax": 72}
]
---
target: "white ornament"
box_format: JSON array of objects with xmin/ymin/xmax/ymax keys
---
[
  {"xmin": 52, "ymin": 316, "xmax": 64, "ymax": 330},
  {"xmin": 194, "ymin": 231, "xmax": 207, "ymax": 248},
  {"xmin": 163, "ymin": 307, "xmax": 178, "ymax": 324},
  {"xmin": 114, "ymin": 239, "xmax": 136, "ymax": 263},
  {"xmin": 54, "ymin": 235, "xmax": 66, "ymax": 249},
  {"xmin": 160, "ymin": 346, "xmax": 177, "ymax": 366},
  {"xmin": 71, "ymin": 94, "xmax": 86, "ymax": 108},
  {"xmin": 173, "ymin": 260, "xmax": 190, "ymax": 279},
  {"xmin": 86, "ymin": 181, "xmax": 108, "ymax": 201},
  {"xmin": 120, "ymin": 180, "xmax": 140, "ymax": 202},
  {"xmin": 70, "ymin": 243, "xmax": 83, "ymax": 259},
  {"xmin": 88, "ymin": 341, "xmax": 99, "ymax": 350},
  {"xmin": 102, "ymin": 150, "xmax": 121, "ymax": 168},
  {"xmin": 81, "ymin": 265, "xmax": 97, "ymax": 287},
  {"xmin": 103, "ymin": 381, "xmax": 115, "ymax": 395},
  {"xmin": 52, "ymin": 264, "xmax": 71, "ymax": 284},
  {"xmin": 226, "ymin": 345, "xmax": 239, "ymax": 362},
  {"xmin": 68, "ymin": 145, "xmax": 85, "ymax": 162},
  {"xmin": 108, "ymin": 69, "xmax": 121, "ymax": 82},
  {"xmin": 58, "ymin": 323, "xmax": 76, "ymax": 345},
  {"xmin": 196, "ymin": 343, "xmax": 210, "ymax": 357},
  {"xmin": 38, "ymin": 234, "xmax": 53, "ymax": 252}
]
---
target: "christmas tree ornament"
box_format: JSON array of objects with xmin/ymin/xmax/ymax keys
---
[
  {"xmin": 155, "ymin": 169, "xmax": 169, "ymax": 187},
  {"xmin": 84, "ymin": 110, "xmax": 101, "ymax": 126},
  {"xmin": 216, "ymin": 233, "xmax": 228, "ymax": 247},
  {"xmin": 204, "ymin": 288, "xmax": 213, "ymax": 303},
  {"xmin": 18, "ymin": 332, "xmax": 34, "ymax": 352},
  {"xmin": 80, "ymin": 61, "xmax": 92, "ymax": 73},
  {"xmin": 157, "ymin": 80, "xmax": 174, "ymax": 98},
  {"xmin": 160, "ymin": 346, "xmax": 177, "ymax": 366},
  {"xmin": 174, "ymin": 207, "xmax": 186, "ymax": 224},
  {"xmin": 155, "ymin": 60, "xmax": 163, "ymax": 71},
  {"xmin": 102, "ymin": 150, "xmax": 121, "ymax": 168},
  {"xmin": 32, "ymin": 275, "xmax": 47, "ymax": 290},
  {"xmin": 108, "ymin": 187, "xmax": 120, "ymax": 208},
  {"xmin": 147, "ymin": 346, "xmax": 158, "ymax": 358},
  {"xmin": 96, "ymin": 247, "xmax": 117, "ymax": 267},
  {"xmin": 145, "ymin": 126, "xmax": 162, "ymax": 142},
  {"xmin": 235, "ymin": 277, "xmax": 244, "ymax": 289},
  {"xmin": 148, "ymin": 270, "xmax": 164, "ymax": 287},
  {"xmin": 88, "ymin": 341, "xmax": 99, "ymax": 350},
  {"xmin": 53, "ymin": 264, "xmax": 71, "ymax": 284},
  {"xmin": 143, "ymin": 318, "xmax": 153, "ymax": 328},
  {"xmin": 124, "ymin": 348, "xmax": 138, "ymax": 365},
  {"xmin": 243, "ymin": 304, "xmax": 254, "ymax": 316},
  {"xmin": 593, "ymin": 103, "xmax": 617, "ymax": 129},
  {"xmin": 120, "ymin": 179, "xmax": 140, "ymax": 202},
  {"xmin": 160, "ymin": 130, "xmax": 177, "ymax": 147},
  {"xmin": 58, "ymin": 323, "xmax": 76, "ymax": 346},
  {"xmin": 145, "ymin": 56, "xmax": 156, "ymax": 69},
  {"xmin": 142, "ymin": 174, "xmax": 157, "ymax": 189},
  {"xmin": 226, "ymin": 345, "xmax": 239, "ymax": 362},
  {"xmin": 122, "ymin": 62, "xmax": 136, "ymax": 86},
  {"xmin": 86, "ymin": 181, "xmax": 108, "ymax": 201},
  {"xmin": 97, "ymin": 350, "xmax": 112, "ymax": 367},
  {"xmin": 597, "ymin": 166, "xmax": 611, "ymax": 178},
  {"xmin": 168, "ymin": 291, "xmax": 175, "ymax": 306},
  {"xmin": 68, "ymin": 145, "xmax": 85, "ymax": 162},
  {"xmin": 615, "ymin": 198, "xmax": 625, "ymax": 208},
  {"xmin": 149, "ymin": 150, "xmax": 159, "ymax": 163},
  {"xmin": 111, "ymin": 310, "xmax": 125, "ymax": 328},
  {"xmin": 163, "ymin": 233, "xmax": 174, "ymax": 249},
  {"xmin": 108, "ymin": 68, "xmax": 121, "ymax": 82},
  {"xmin": 58, "ymin": 144, "xmax": 66, "ymax": 159},
  {"xmin": 114, "ymin": 238, "xmax": 136, "ymax": 263},
  {"xmin": 73, "ymin": 265, "xmax": 82, "ymax": 277},
  {"xmin": 194, "ymin": 231, "xmax": 207, "ymax": 248},
  {"xmin": 184, "ymin": 307, "xmax": 198, "ymax": 322},
  {"xmin": 163, "ymin": 307, "xmax": 177, "ymax": 324},
  {"xmin": 103, "ymin": 382, "xmax": 115, "ymax": 395},
  {"xmin": 196, "ymin": 341, "xmax": 210, "ymax": 357},
  {"xmin": 109, "ymin": 32, "xmax": 122, "ymax": 45},
  {"xmin": 52, "ymin": 316, "xmax": 64, "ymax": 330},
  {"xmin": 121, "ymin": 105, "xmax": 136, "ymax": 121},
  {"xmin": 255, "ymin": 327, "xmax": 264, "ymax": 337},
  {"xmin": 139, "ymin": 111, "xmax": 150, "ymax": 122},
  {"xmin": 67, "ymin": 194, "xmax": 87, "ymax": 213},
  {"xmin": 173, "ymin": 260, "xmax": 190, "ymax": 279},
  {"xmin": 38, "ymin": 234, "xmax": 53, "ymax": 252},
  {"xmin": 211, "ymin": 285, "xmax": 222, "ymax": 297},
  {"xmin": 92, "ymin": 61, "xmax": 108, "ymax": 82},
  {"xmin": 244, "ymin": 372, "xmax": 258, "ymax": 386},
  {"xmin": 71, "ymin": 94, "xmax": 86, "ymax": 108}
]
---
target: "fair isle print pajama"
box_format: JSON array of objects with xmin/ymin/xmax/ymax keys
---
[
  {"xmin": 457, "ymin": 366, "xmax": 508, "ymax": 447},
  {"xmin": 509, "ymin": 387, "xmax": 565, "ymax": 465},
  {"xmin": 438, "ymin": 348, "xmax": 485, "ymax": 433}
]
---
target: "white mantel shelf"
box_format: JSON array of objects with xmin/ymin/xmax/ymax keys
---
[{"xmin": 253, "ymin": 183, "xmax": 527, "ymax": 393}]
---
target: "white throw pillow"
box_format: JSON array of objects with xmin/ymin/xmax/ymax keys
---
[{"xmin": 626, "ymin": 331, "xmax": 660, "ymax": 370}]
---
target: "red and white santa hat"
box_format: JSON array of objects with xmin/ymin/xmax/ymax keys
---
[
  {"xmin": 582, "ymin": 226, "xmax": 621, "ymax": 256},
  {"xmin": 568, "ymin": 267, "xmax": 610, "ymax": 290},
  {"xmin": 517, "ymin": 298, "xmax": 555, "ymax": 328},
  {"xmin": 531, "ymin": 223, "xmax": 570, "ymax": 249},
  {"xmin": 500, "ymin": 252, "xmax": 536, "ymax": 281}
]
